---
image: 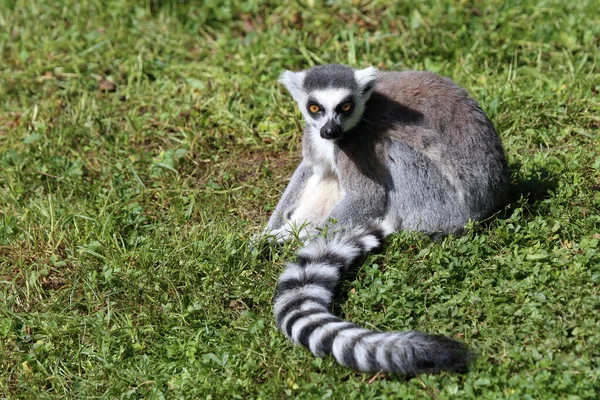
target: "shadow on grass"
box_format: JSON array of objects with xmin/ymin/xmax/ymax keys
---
[{"xmin": 501, "ymin": 160, "xmax": 560, "ymax": 217}]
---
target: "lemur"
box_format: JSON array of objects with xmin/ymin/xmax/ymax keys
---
[{"xmin": 261, "ymin": 64, "xmax": 509, "ymax": 375}]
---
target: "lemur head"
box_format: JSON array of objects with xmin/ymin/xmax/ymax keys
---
[{"xmin": 279, "ymin": 64, "xmax": 378, "ymax": 140}]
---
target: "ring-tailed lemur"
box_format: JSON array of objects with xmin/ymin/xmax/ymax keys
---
[{"xmin": 263, "ymin": 64, "xmax": 509, "ymax": 375}]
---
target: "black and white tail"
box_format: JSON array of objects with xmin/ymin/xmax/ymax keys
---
[{"xmin": 273, "ymin": 222, "xmax": 472, "ymax": 375}]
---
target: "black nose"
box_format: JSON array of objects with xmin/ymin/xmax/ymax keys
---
[{"xmin": 320, "ymin": 120, "xmax": 343, "ymax": 139}]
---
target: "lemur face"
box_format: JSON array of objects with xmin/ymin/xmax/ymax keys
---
[
  {"xmin": 280, "ymin": 64, "xmax": 377, "ymax": 141},
  {"xmin": 304, "ymin": 88, "xmax": 356, "ymax": 140}
]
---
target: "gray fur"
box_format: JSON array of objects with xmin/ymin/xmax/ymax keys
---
[
  {"xmin": 265, "ymin": 64, "xmax": 509, "ymax": 375},
  {"xmin": 265, "ymin": 160, "xmax": 312, "ymax": 232},
  {"xmin": 302, "ymin": 64, "xmax": 358, "ymax": 92}
]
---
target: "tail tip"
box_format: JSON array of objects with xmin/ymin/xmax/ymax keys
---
[{"xmin": 412, "ymin": 333, "xmax": 475, "ymax": 375}]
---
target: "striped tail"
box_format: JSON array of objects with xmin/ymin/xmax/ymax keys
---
[{"xmin": 273, "ymin": 222, "xmax": 472, "ymax": 375}]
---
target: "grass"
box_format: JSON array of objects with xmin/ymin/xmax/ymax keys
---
[{"xmin": 0, "ymin": 0, "xmax": 599, "ymax": 398}]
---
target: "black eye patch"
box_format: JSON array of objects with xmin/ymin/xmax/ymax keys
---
[
  {"xmin": 306, "ymin": 99, "xmax": 324, "ymax": 115},
  {"xmin": 335, "ymin": 95, "xmax": 355, "ymax": 114}
]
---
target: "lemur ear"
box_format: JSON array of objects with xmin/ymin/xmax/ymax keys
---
[
  {"xmin": 279, "ymin": 70, "xmax": 306, "ymax": 103},
  {"xmin": 354, "ymin": 67, "xmax": 378, "ymax": 100}
]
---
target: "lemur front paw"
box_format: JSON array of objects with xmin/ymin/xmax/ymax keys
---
[{"xmin": 251, "ymin": 222, "xmax": 316, "ymax": 249}]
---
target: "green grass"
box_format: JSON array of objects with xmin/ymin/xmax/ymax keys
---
[{"xmin": 1, "ymin": 0, "xmax": 599, "ymax": 398}]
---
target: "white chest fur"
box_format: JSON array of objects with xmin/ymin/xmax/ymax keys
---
[{"xmin": 289, "ymin": 169, "xmax": 342, "ymax": 228}]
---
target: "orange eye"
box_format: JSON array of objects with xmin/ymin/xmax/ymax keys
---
[
  {"xmin": 341, "ymin": 102, "xmax": 352, "ymax": 112},
  {"xmin": 309, "ymin": 104, "xmax": 320, "ymax": 113}
]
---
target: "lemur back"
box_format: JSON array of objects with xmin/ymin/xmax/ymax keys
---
[
  {"xmin": 334, "ymin": 70, "xmax": 508, "ymax": 233},
  {"xmin": 262, "ymin": 64, "xmax": 509, "ymax": 375}
]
